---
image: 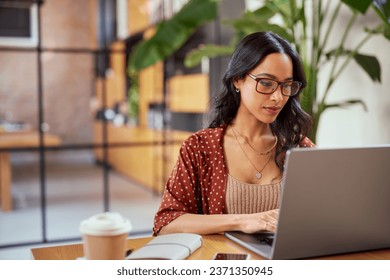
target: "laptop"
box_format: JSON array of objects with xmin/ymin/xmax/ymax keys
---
[{"xmin": 225, "ymin": 145, "xmax": 390, "ymax": 259}]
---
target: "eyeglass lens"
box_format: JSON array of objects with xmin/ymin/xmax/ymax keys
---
[{"xmin": 257, "ymin": 79, "xmax": 300, "ymax": 96}]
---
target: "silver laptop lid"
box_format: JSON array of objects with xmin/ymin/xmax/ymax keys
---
[{"xmin": 271, "ymin": 145, "xmax": 390, "ymax": 259}]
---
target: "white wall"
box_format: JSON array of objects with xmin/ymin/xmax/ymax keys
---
[{"xmin": 316, "ymin": 5, "xmax": 390, "ymax": 147}]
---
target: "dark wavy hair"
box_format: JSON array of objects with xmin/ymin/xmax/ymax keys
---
[{"xmin": 206, "ymin": 31, "xmax": 312, "ymax": 171}]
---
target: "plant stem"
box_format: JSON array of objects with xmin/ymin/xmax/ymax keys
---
[
  {"xmin": 318, "ymin": 2, "xmax": 341, "ymax": 63},
  {"xmin": 321, "ymin": 0, "xmax": 331, "ymax": 20},
  {"xmin": 314, "ymin": 22, "xmax": 374, "ymax": 142},
  {"xmin": 333, "ymin": 32, "xmax": 372, "ymax": 79},
  {"xmin": 321, "ymin": 12, "xmax": 357, "ymax": 106},
  {"xmin": 289, "ymin": 0, "xmax": 296, "ymax": 43},
  {"xmin": 301, "ymin": 0, "xmax": 307, "ymax": 55},
  {"xmin": 303, "ymin": 0, "xmax": 322, "ymax": 118},
  {"xmin": 311, "ymin": 0, "xmax": 321, "ymax": 69}
]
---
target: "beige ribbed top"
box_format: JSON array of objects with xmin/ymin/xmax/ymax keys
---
[{"xmin": 225, "ymin": 174, "xmax": 282, "ymax": 214}]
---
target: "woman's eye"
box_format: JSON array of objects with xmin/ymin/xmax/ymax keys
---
[{"xmin": 259, "ymin": 80, "xmax": 274, "ymax": 87}]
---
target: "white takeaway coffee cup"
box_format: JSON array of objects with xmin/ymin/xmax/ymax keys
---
[{"xmin": 79, "ymin": 212, "xmax": 132, "ymax": 260}]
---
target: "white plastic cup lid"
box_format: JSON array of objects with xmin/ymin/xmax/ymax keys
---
[{"xmin": 79, "ymin": 212, "xmax": 132, "ymax": 236}]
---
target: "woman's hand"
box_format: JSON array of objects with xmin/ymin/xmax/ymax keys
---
[
  {"xmin": 238, "ymin": 209, "xmax": 279, "ymax": 233},
  {"xmin": 158, "ymin": 210, "xmax": 279, "ymax": 235}
]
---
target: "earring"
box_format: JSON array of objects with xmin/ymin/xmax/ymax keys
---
[{"xmin": 235, "ymin": 88, "xmax": 240, "ymax": 93}]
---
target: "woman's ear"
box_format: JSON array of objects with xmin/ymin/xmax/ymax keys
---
[{"xmin": 233, "ymin": 79, "xmax": 241, "ymax": 91}]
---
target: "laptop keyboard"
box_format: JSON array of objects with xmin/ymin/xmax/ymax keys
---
[{"xmin": 254, "ymin": 232, "xmax": 274, "ymax": 246}]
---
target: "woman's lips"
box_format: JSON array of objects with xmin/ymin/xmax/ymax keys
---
[{"xmin": 263, "ymin": 106, "xmax": 281, "ymax": 115}]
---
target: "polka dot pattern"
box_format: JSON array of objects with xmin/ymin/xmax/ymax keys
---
[{"xmin": 152, "ymin": 126, "xmax": 315, "ymax": 235}]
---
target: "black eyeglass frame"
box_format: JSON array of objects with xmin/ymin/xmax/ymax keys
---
[{"xmin": 247, "ymin": 73, "xmax": 303, "ymax": 97}]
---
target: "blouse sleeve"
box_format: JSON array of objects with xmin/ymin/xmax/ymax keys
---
[{"xmin": 153, "ymin": 136, "xmax": 201, "ymax": 235}]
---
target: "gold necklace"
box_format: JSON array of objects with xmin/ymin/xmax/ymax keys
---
[
  {"xmin": 232, "ymin": 126, "xmax": 273, "ymax": 180},
  {"xmin": 231, "ymin": 126, "xmax": 278, "ymax": 155}
]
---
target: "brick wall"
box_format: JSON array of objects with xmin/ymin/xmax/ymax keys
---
[{"xmin": 0, "ymin": 0, "xmax": 96, "ymax": 144}]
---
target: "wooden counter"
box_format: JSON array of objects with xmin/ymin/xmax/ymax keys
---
[
  {"xmin": 31, "ymin": 234, "xmax": 390, "ymax": 260},
  {"xmin": 31, "ymin": 235, "xmax": 266, "ymax": 260},
  {"xmin": 0, "ymin": 131, "xmax": 61, "ymax": 211}
]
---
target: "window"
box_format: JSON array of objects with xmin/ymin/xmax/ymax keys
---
[{"xmin": 0, "ymin": 2, "xmax": 38, "ymax": 47}]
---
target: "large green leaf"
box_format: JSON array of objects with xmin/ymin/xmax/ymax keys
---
[
  {"xmin": 225, "ymin": 16, "xmax": 293, "ymax": 42},
  {"xmin": 265, "ymin": 0, "xmax": 291, "ymax": 18},
  {"xmin": 325, "ymin": 49, "xmax": 381, "ymax": 82},
  {"xmin": 184, "ymin": 44, "xmax": 234, "ymax": 68},
  {"xmin": 130, "ymin": 0, "xmax": 218, "ymax": 71},
  {"xmin": 252, "ymin": 5, "xmax": 276, "ymax": 20},
  {"xmin": 265, "ymin": 0, "xmax": 302, "ymax": 28},
  {"xmin": 353, "ymin": 53, "xmax": 381, "ymax": 82},
  {"xmin": 372, "ymin": 0, "xmax": 390, "ymax": 24},
  {"xmin": 175, "ymin": 0, "xmax": 218, "ymax": 25},
  {"xmin": 341, "ymin": 0, "xmax": 372, "ymax": 14}
]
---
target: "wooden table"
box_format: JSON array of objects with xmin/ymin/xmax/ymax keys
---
[
  {"xmin": 30, "ymin": 234, "xmax": 390, "ymax": 260},
  {"xmin": 0, "ymin": 131, "xmax": 61, "ymax": 211}
]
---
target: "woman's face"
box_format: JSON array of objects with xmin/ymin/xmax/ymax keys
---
[{"xmin": 234, "ymin": 52, "xmax": 293, "ymax": 124}]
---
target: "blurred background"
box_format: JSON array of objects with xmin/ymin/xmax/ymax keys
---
[{"xmin": 0, "ymin": 0, "xmax": 389, "ymax": 259}]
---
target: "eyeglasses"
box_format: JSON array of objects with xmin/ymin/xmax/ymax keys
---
[{"xmin": 247, "ymin": 74, "xmax": 302, "ymax": 97}]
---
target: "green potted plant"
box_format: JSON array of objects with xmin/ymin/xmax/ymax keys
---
[
  {"xmin": 126, "ymin": 0, "xmax": 218, "ymax": 123},
  {"xmin": 183, "ymin": 0, "xmax": 390, "ymax": 142}
]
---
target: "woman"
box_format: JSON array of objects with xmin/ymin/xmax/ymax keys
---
[{"xmin": 153, "ymin": 31, "xmax": 314, "ymax": 236}]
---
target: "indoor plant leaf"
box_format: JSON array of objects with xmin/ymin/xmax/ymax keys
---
[
  {"xmin": 264, "ymin": 0, "xmax": 291, "ymax": 19},
  {"xmin": 184, "ymin": 44, "xmax": 234, "ymax": 68},
  {"xmin": 378, "ymin": 23, "xmax": 390, "ymax": 39},
  {"xmin": 365, "ymin": 23, "xmax": 390, "ymax": 40},
  {"xmin": 325, "ymin": 48, "xmax": 381, "ymax": 82},
  {"xmin": 130, "ymin": 0, "xmax": 218, "ymax": 71},
  {"xmin": 131, "ymin": 21, "xmax": 191, "ymax": 70},
  {"xmin": 384, "ymin": 23, "xmax": 390, "ymax": 39},
  {"xmin": 324, "ymin": 99, "xmax": 368, "ymax": 111},
  {"xmin": 251, "ymin": 5, "xmax": 277, "ymax": 20},
  {"xmin": 175, "ymin": 0, "xmax": 218, "ymax": 25},
  {"xmin": 341, "ymin": 0, "xmax": 372, "ymax": 14},
  {"xmin": 373, "ymin": 0, "xmax": 390, "ymax": 24},
  {"xmin": 353, "ymin": 53, "xmax": 381, "ymax": 82},
  {"xmin": 225, "ymin": 17, "xmax": 292, "ymax": 42}
]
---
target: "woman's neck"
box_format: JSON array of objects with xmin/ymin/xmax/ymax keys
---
[{"xmin": 230, "ymin": 118, "xmax": 272, "ymax": 142}]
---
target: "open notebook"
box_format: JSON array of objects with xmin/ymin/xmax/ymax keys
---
[{"xmin": 126, "ymin": 233, "xmax": 202, "ymax": 260}]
